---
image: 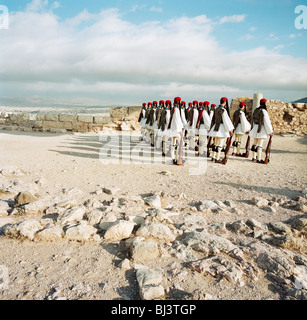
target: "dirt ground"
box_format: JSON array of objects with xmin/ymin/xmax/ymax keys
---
[{"xmin": 0, "ymin": 130, "xmax": 306, "ymax": 301}]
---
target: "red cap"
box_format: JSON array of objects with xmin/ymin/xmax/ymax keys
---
[
  {"xmin": 193, "ymin": 100, "xmax": 198, "ymax": 105},
  {"xmin": 211, "ymin": 104, "xmax": 216, "ymax": 108},
  {"xmin": 153, "ymin": 101, "xmax": 158, "ymax": 105},
  {"xmin": 159, "ymin": 100, "xmax": 164, "ymax": 104},
  {"xmin": 142, "ymin": 103, "xmax": 146, "ymax": 106},
  {"xmin": 199, "ymin": 102, "xmax": 204, "ymax": 106},
  {"xmin": 260, "ymin": 98, "xmax": 267, "ymax": 105},
  {"xmin": 148, "ymin": 102, "xmax": 152, "ymax": 105},
  {"xmin": 220, "ymin": 97, "xmax": 228, "ymax": 103},
  {"xmin": 166, "ymin": 100, "xmax": 172, "ymax": 105},
  {"xmin": 204, "ymin": 101, "xmax": 210, "ymax": 105},
  {"xmin": 239, "ymin": 102, "xmax": 246, "ymax": 107},
  {"xmin": 181, "ymin": 101, "xmax": 186, "ymax": 106},
  {"xmin": 188, "ymin": 102, "xmax": 192, "ymax": 106},
  {"xmin": 174, "ymin": 97, "xmax": 181, "ymax": 103}
]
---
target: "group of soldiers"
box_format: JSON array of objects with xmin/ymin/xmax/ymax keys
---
[{"xmin": 138, "ymin": 96, "xmax": 274, "ymax": 165}]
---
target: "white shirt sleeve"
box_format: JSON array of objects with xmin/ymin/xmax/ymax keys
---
[
  {"xmin": 263, "ymin": 110, "xmax": 273, "ymax": 134},
  {"xmin": 239, "ymin": 111, "xmax": 251, "ymax": 133},
  {"xmin": 180, "ymin": 109, "xmax": 187, "ymax": 126},
  {"xmin": 172, "ymin": 108, "xmax": 183, "ymax": 133},
  {"xmin": 203, "ymin": 111, "xmax": 211, "ymax": 130},
  {"xmin": 222, "ymin": 110, "xmax": 234, "ymax": 132}
]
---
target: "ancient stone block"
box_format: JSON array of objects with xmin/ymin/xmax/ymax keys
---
[
  {"xmin": 45, "ymin": 114, "xmax": 59, "ymax": 121},
  {"xmin": 77, "ymin": 115, "xmax": 93, "ymax": 123}
]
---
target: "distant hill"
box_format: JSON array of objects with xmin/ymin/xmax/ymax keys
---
[{"xmin": 292, "ymin": 97, "xmax": 307, "ymax": 103}]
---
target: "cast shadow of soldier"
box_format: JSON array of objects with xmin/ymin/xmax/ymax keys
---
[{"xmin": 49, "ymin": 132, "xmax": 196, "ymax": 165}]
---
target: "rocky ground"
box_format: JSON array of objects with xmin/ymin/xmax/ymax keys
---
[{"xmin": 0, "ymin": 130, "xmax": 306, "ymax": 300}]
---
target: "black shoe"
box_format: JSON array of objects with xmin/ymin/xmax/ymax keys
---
[
  {"xmin": 162, "ymin": 152, "xmax": 166, "ymax": 157},
  {"xmin": 172, "ymin": 159, "xmax": 177, "ymax": 165}
]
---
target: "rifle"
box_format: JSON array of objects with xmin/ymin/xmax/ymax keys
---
[
  {"xmin": 264, "ymin": 135, "xmax": 272, "ymax": 164},
  {"xmin": 207, "ymin": 137, "xmax": 212, "ymax": 158},
  {"xmin": 244, "ymin": 136, "xmax": 250, "ymax": 158},
  {"xmin": 177, "ymin": 131, "xmax": 184, "ymax": 166},
  {"xmin": 221, "ymin": 135, "xmax": 233, "ymax": 165}
]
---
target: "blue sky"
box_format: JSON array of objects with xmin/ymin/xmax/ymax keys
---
[{"xmin": 0, "ymin": 0, "xmax": 306, "ymax": 106}]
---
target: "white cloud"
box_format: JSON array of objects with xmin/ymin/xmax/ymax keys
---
[
  {"xmin": 0, "ymin": 7, "xmax": 306, "ymax": 106},
  {"xmin": 26, "ymin": 0, "xmax": 49, "ymax": 12},
  {"xmin": 266, "ymin": 33, "xmax": 279, "ymax": 41},
  {"xmin": 238, "ymin": 34, "xmax": 254, "ymax": 40},
  {"xmin": 51, "ymin": 1, "xmax": 60, "ymax": 10},
  {"xmin": 150, "ymin": 6, "xmax": 163, "ymax": 13},
  {"xmin": 219, "ymin": 14, "xmax": 246, "ymax": 24}
]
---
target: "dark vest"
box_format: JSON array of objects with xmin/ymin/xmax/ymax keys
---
[
  {"xmin": 252, "ymin": 107, "xmax": 264, "ymax": 133},
  {"xmin": 233, "ymin": 109, "xmax": 242, "ymax": 130},
  {"xmin": 214, "ymin": 106, "xmax": 225, "ymax": 131}
]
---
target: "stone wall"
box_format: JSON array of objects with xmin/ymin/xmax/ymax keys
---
[
  {"xmin": 230, "ymin": 98, "xmax": 307, "ymax": 135},
  {"xmin": 1, "ymin": 100, "xmax": 306, "ymax": 135},
  {"xmin": 0, "ymin": 107, "xmax": 142, "ymax": 134}
]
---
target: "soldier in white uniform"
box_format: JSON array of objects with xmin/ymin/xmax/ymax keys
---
[
  {"xmin": 232, "ymin": 102, "xmax": 251, "ymax": 156},
  {"xmin": 196, "ymin": 101, "xmax": 211, "ymax": 157},
  {"xmin": 155, "ymin": 100, "xmax": 164, "ymax": 150},
  {"xmin": 208, "ymin": 97, "xmax": 234, "ymax": 163},
  {"xmin": 138, "ymin": 103, "xmax": 147, "ymax": 141},
  {"xmin": 209, "ymin": 104, "xmax": 216, "ymax": 122},
  {"xmin": 146, "ymin": 101, "xmax": 158, "ymax": 147},
  {"xmin": 157, "ymin": 100, "xmax": 171, "ymax": 156},
  {"xmin": 144, "ymin": 102, "xmax": 152, "ymax": 143},
  {"xmin": 168, "ymin": 97, "xmax": 184, "ymax": 165},
  {"xmin": 249, "ymin": 98, "xmax": 273, "ymax": 163},
  {"xmin": 186, "ymin": 100, "xmax": 199, "ymax": 150}
]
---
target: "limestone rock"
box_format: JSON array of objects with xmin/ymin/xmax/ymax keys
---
[
  {"xmin": 143, "ymin": 194, "xmax": 161, "ymax": 209},
  {"xmin": 227, "ymin": 220, "xmax": 252, "ymax": 235},
  {"xmin": 36, "ymin": 225, "xmax": 63, "ymax": 241},
  {"xmin": 291, "ymin": 217, "xmax": 307, "ymax": 231},
  {"xmin": 248, "ymin": 241, "xmax": 297, "ymax": 279},
  {"xmin": 14, "ymin": 191, "xmax": 37, "ymax": 206},
  {"xmin": 104, "ymin": 220, "xmax": 136, "ymax": 241},
  {"xmin": 0, "ymin": 217, "xmax": 14, "ymax": 235},
  {"xmin": 293, "ymin": 265, "xmax": 307, "ymax": 290},
  {"xmin": 130, "ymin": 239, "xmax": 160, "ymax": 262},
  {"xmin": 224, "ymin": 200, "xmax": 236, "ymax": 208},
  {"xmin": 65, "ymin": 221, "xmax": 97, "ymax": 241},
  {"xmin": 126, "ymin": 215, "xmax": 145, "ymax": 226},
  {"xmin": 136, "ymin": 222, "xmax": 176, "ymax": 242},
  {"xmin": 98, "ymin": 213, "xmax": 118, "ymax": 231},
  {"xmin": 246, "ymin": 218, "xmax": 267, "ymax": 231},
  {"xmin": 58, "ymin": 206, "xmax": 86, "ymax": 225},
  {"xmin": 196, "ymin": 200, "xmax": 217, "ymax": 211},
  {"xmin": 269, "ymin": 222, "xmax": 292, "ymax": 235},
  {"xmin": 267, "ymin": 234, "xmax": 302, "ymax": 250},
  {"xmin": 119, "ymin": 258, "xmax": 131, "ymax": 270},
  {"xmin": 294, "ymin": 203, "xmax": 307, "ymax": 213},
  {"xmin": 86, "ymin": 210, "xmax": 103, "ymax": 225},
  {"xmin": 4, "ymin": 219, "xmax": 42, "ymax": 241},
  {"xmin": 251, "ymin": 197, "xmax": 269, "ymax": 207},
  {"xmin": 102, "ymin": 186, "xmax": 120, "ymax": 196},
  {"xmin": 139, "ymin": 284, "xmax": 165, "ymax": 300},
  {"xmin": 188, "ymin": 254, "xmax": 245, "ymax": 287},
  {"xmin": 181, "ymin": 231, "xmax": 237, "ymax": 255},
  {"xmin": 0, "ymin": 200, "xmax": 10, "ymax": 215},
  {"xmin": 136, "ymin": 268, "xmax": 163, "ymax": 287},
  {"xmin": 191, "ymin": 289, "xmax": 215, "ymax": 300},
  {"xmin": 207, "ymin": 222, "xmax": 227, "ymax": 234}
]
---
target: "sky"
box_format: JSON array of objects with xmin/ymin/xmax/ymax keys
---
[{"xmin": 0, "ymin": 0, "xmax": 306, "ymax": 107}]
